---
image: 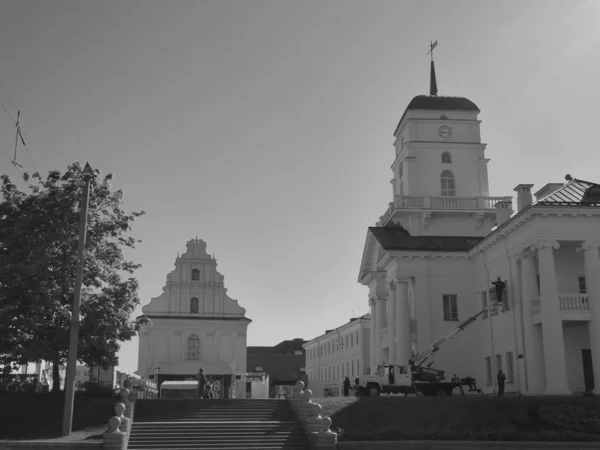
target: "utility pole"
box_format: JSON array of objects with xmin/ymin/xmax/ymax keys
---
[{"xmin": 62, "ymin": 162, "xmax": 94, "ymax": 436}]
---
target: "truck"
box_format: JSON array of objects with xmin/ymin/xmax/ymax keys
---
[{"xmin": 355, "ymin": 307, "xmax": 488, "ymax": 397}]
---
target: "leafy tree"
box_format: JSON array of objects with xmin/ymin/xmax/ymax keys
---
[{"xmin": 0, "ymin": 162, "xmax": 147, "ymax": 391}]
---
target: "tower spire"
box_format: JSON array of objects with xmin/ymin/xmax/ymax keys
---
[{"xmin": 427, "ymin": 40, "xmax": 438, "ymax": 96}]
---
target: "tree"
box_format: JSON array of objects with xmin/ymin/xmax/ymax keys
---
[{"xmin": 0, "ymin": 162, "xmax": 147, "ymax": 391}]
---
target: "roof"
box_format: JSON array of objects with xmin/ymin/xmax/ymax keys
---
[
  {"xmin": 246, "ymin": 353, "xmax": 304, "ymax": 384},
  {"xmin": 369, "ymin": 225, "xmax": 483, "ymax": 252},
  {"xmin": 305, "ymin": 313, "xmax": 371, "ymax": 344},
  {"xmin": 535, "ymin": 179, "xmax": 600, "ymax": 206},
  {"xmin": 395, "ymin": 95, "xmax": 480, "ymax": 135}
]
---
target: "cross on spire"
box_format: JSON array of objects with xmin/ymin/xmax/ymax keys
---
[
  {"xmin": 427, "ymin": 40, "xmax": 438, "ymax": 62},
  {"xmin": 427, "ymin": 40, "xmax": 439, "ymax": 96}
]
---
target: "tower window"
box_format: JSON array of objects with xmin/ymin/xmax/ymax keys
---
[
  {"xmin": 191, "ymin": 269, "xmax": 200, "ymax": 280},
  {"xmin": 441, "ymin": 152, "xmax": 452, "ymax": 164},
  {"xmin": 190, "ymin": 297, "xmax": 199, "ymax": 313},
  {"xmin": 187, "ymin": 334, "xmax": 200, "ymax": 360},
  {"xmin": 441, "ymin": 170, "xmax": 456, "ymax": 197},
  {"xmin": 399, "ymin": 162, "xmax": 403, "ymax": 178}
]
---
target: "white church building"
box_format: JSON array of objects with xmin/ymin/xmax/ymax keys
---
[
  {"xmin": 358, "ymin": 62, "xmax": 600, "ymax": 395},
  {"xmin": 137, "ymin": 238, "xmax": 250, "ymax": 398}
]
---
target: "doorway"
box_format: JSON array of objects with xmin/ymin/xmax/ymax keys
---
[{"xmin": 582, "ymin": 349, "xmax": 595, "ymax": 392}]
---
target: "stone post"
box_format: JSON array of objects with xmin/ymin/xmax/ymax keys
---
[
  {"xmin": 290, "ymin": 380, "xmax": 304, "ymax": 418},
  {"xmin": 119, "ymin": 387, "xmax": 134, "ymax": 420},
  {"xmin": 305, "ymin": 402, "xmax": 324, "ymax": 439},
  {"xmin": 388, "ymin": 281, "xmax": 397, "ymax": 364},
  {"xmin": 313, "ymin": 416, "xmax": 337, "ymax": 449},
  {"xmin": 396, "ymin": 278, "xmax": 411, "ymax": 365},
  {"xmin": 102, "ymin": 416, "xmax": 126, "ymax": 450},
  {"xmin": 520, "ymin": 251, "xmax": 543, "ymax": 395},
  {"xmin": 114, "ymin": 403, "xmax": 130, "ymax": 434},
  {"xmin": 296, "ymin": 389, "xmax": 314, "ymax": 424},
  {"xmin": 533, "ymin": 240, "xmax": 571, "ymax": 395},
  {"xmin": 579, "ymin": 240, "xmax": 600, "ymax": 393}
]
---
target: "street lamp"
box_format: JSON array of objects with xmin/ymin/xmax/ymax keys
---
[{"xmin": 62, "ymin": 162, "xmax": 94, "ymax": 436}]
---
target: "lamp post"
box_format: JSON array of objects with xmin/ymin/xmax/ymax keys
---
[{"xmin": 62, "ymin": 162, "xmax": 94, "ymax": 436}]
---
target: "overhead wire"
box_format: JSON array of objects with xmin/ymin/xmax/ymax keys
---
[{"xmin": 0, "ymin": 83, "xmax": 38, "ymax": 172}]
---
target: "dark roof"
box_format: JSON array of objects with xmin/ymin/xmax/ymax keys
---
[
  {"xmin": 535, "ymin": 179, "xmax": 600, "ymax": 206},
  {"xmin": 369, "ymin": 225, "xmax": 483, "ymax": 252},
  {"xmin": 246, "ymin": 353, "xmax": 304, "ymax": 384},
  {"xmin": 395, "ymin": 95, "xmax": 480, "ymax": 135}
]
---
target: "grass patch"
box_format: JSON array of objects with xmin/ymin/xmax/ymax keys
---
[{"xmin": 313, "ymin": 395, "xmax": 600, "ymax": 441}]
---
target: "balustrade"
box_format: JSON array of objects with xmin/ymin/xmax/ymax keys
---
[{"xmin": 531, "ymin": 294, "xmax": 590, "ymax": 317}]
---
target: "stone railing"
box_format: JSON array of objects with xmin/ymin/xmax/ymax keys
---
[
  {"xmin": 102, "ymin": 382, "xmax": 136, "ymax": 450},
  {"xmin": 559, "ymin": 294, "xmax": 589, "ymax": 312},
  {"xmin": 531, "ymin": 294, "xmax": 590, "ymax": 316},
  {"xmin": 288, "ymin": 381, "xmax": 337, "ymax": 449},
  {"xmin": 378, "ymin": 195, "xmax": 512, "ymax": 225},
  {"xmin": 394, "ymin": 195, "xmax": 511, "ymax": 210}
]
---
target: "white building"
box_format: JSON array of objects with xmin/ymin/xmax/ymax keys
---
[
  {"xmin": 357, "ymin": 63, "xmax": 600, "ymax": 395},
  {"xmin": 304, "ymin": 314, "xmax": 371, "ymax": 395},
  {"xmin": 137, "ymin": 238, "xmax": 250, "ymax": 399}
]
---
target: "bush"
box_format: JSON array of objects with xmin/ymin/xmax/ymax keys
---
[
  {"xmin": 314, "ymin": 395, "xmax": 600, "ymax": 442},
  {"xmin": 0, "ymin": 374, "xmax": 39, "ymax": 392},
  {"xmin": 0, "ymin": 391, "xmax": 114, "ymax": 439}
]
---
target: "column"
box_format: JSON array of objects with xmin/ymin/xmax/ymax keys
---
[
  {"xmin": 579, "ymin": 240, "xmax": 600, "ymax": 393},
  {"xmin": 396, "ymin": 279, "xmax": 411, "ymax": 365},
  {"xmin": 388, "ymin": 282, "xmax": 397, "ymax": 364},
  {"xmin": 376, "ymin": 297, "xmax": 387, "ymax": 365},
  {"xmin": 534, "ymin": 240, "xmax": 571, "ymax": 395},
  {"xmin": 520, "ymin": 251, "xmax": 544, "ymax": 395},
  {"xmin": 369, "ymin": 298, "xmax": 377, "ymax": 373}
]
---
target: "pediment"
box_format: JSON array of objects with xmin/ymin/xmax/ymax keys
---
[{"xmin": 358, "ymin": 230, "xmax": 386, "ymax": 283}]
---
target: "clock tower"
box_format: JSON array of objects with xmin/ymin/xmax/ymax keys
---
[{"xmin": 380, "ymin": 56, "xmax": 511, "ymax": 236}]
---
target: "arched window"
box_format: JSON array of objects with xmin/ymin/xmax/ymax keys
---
[
  {"xmin": 441, "ymin": 170, "xmax": 456, "ymax": 197},
  {"xmin": 187, "ymin": 334, "xmax": 200, "ymax": 360},
  {"xmin": 191, "ymin": 269, "xmax": 200, "ymax": 280},
  {"xmin": 441, "ymin": 151, "xmax": 452, "ymax": 163},
  {"xmin": 190, "ymin": 297, "xmax": 199, "ymax": 313}
]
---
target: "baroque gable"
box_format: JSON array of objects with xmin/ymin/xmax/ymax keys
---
[{"xmin": 142, "ymin": 238, "xmax": 246, "ymax": 318}]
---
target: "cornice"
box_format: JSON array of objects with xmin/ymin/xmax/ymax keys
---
[{"xmin": 472, "ymin": 206, "xmax": 600, "ymax": 255}]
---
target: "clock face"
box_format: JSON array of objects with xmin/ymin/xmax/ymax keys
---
[{"xmin": 438, "ymin": 125, "xmax": 452, "ymax": 141}]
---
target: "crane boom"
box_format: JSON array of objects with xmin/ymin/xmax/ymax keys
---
[{"xmin": 410, "ymin": 307, "xmax": 488, "ymax": 369}]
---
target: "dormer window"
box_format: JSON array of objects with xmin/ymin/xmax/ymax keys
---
[
  {"xmin": 191, "ymin": 269, "xmax": 200, "ymax": 280},
  {"xmin": 441, "ymin": 152, "xmax": 452, "ymax": 164},
  {"xmin": 440, "ymin": 115, "xmax": 448, "ymax": 120}
]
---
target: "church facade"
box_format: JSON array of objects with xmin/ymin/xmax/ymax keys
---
[
  {"xmin": 358, "ymin": 67, "xmax": 600, "ymax": 395},
  {"xmin": 137, "ymin": 238, "xmax": 250, "ymax": 398}
]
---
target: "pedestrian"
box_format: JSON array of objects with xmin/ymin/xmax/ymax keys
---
[
  {"xmin": 343, "ymin": 376, "xmax": 351, "ymax": 397},
  {"xmin": 197, "ymin": 367, "xmax": 206, "ymax": 399},
  {"xmin": 497, "ymin": 369, "xmax": 506, "ymax": 396}
]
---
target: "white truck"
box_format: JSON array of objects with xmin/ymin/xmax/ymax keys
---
[{"xmin": 355, "ymin": 308, "xmax": 488, "ymax": 397}]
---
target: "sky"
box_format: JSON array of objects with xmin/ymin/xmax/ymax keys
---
[{"xmin": 0, "ymin": 0, "xmax": 599, "ymax": 375}]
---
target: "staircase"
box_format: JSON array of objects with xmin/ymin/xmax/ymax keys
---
[{"xmin": 127, "ymin": 399, "xmax": 310, "ymax": 450}]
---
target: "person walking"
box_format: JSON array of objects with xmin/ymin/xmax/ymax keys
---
[
  {"xmin": 197, "ymin": 367, "xmax": 207, "ymax": 399},
  {"xmin": 343, "ymin": 376, "xmax": 351, "ymax": 397},
  {"xmin": 497, "ymin": 370, "xmax": 506, "ymax": 396}
]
